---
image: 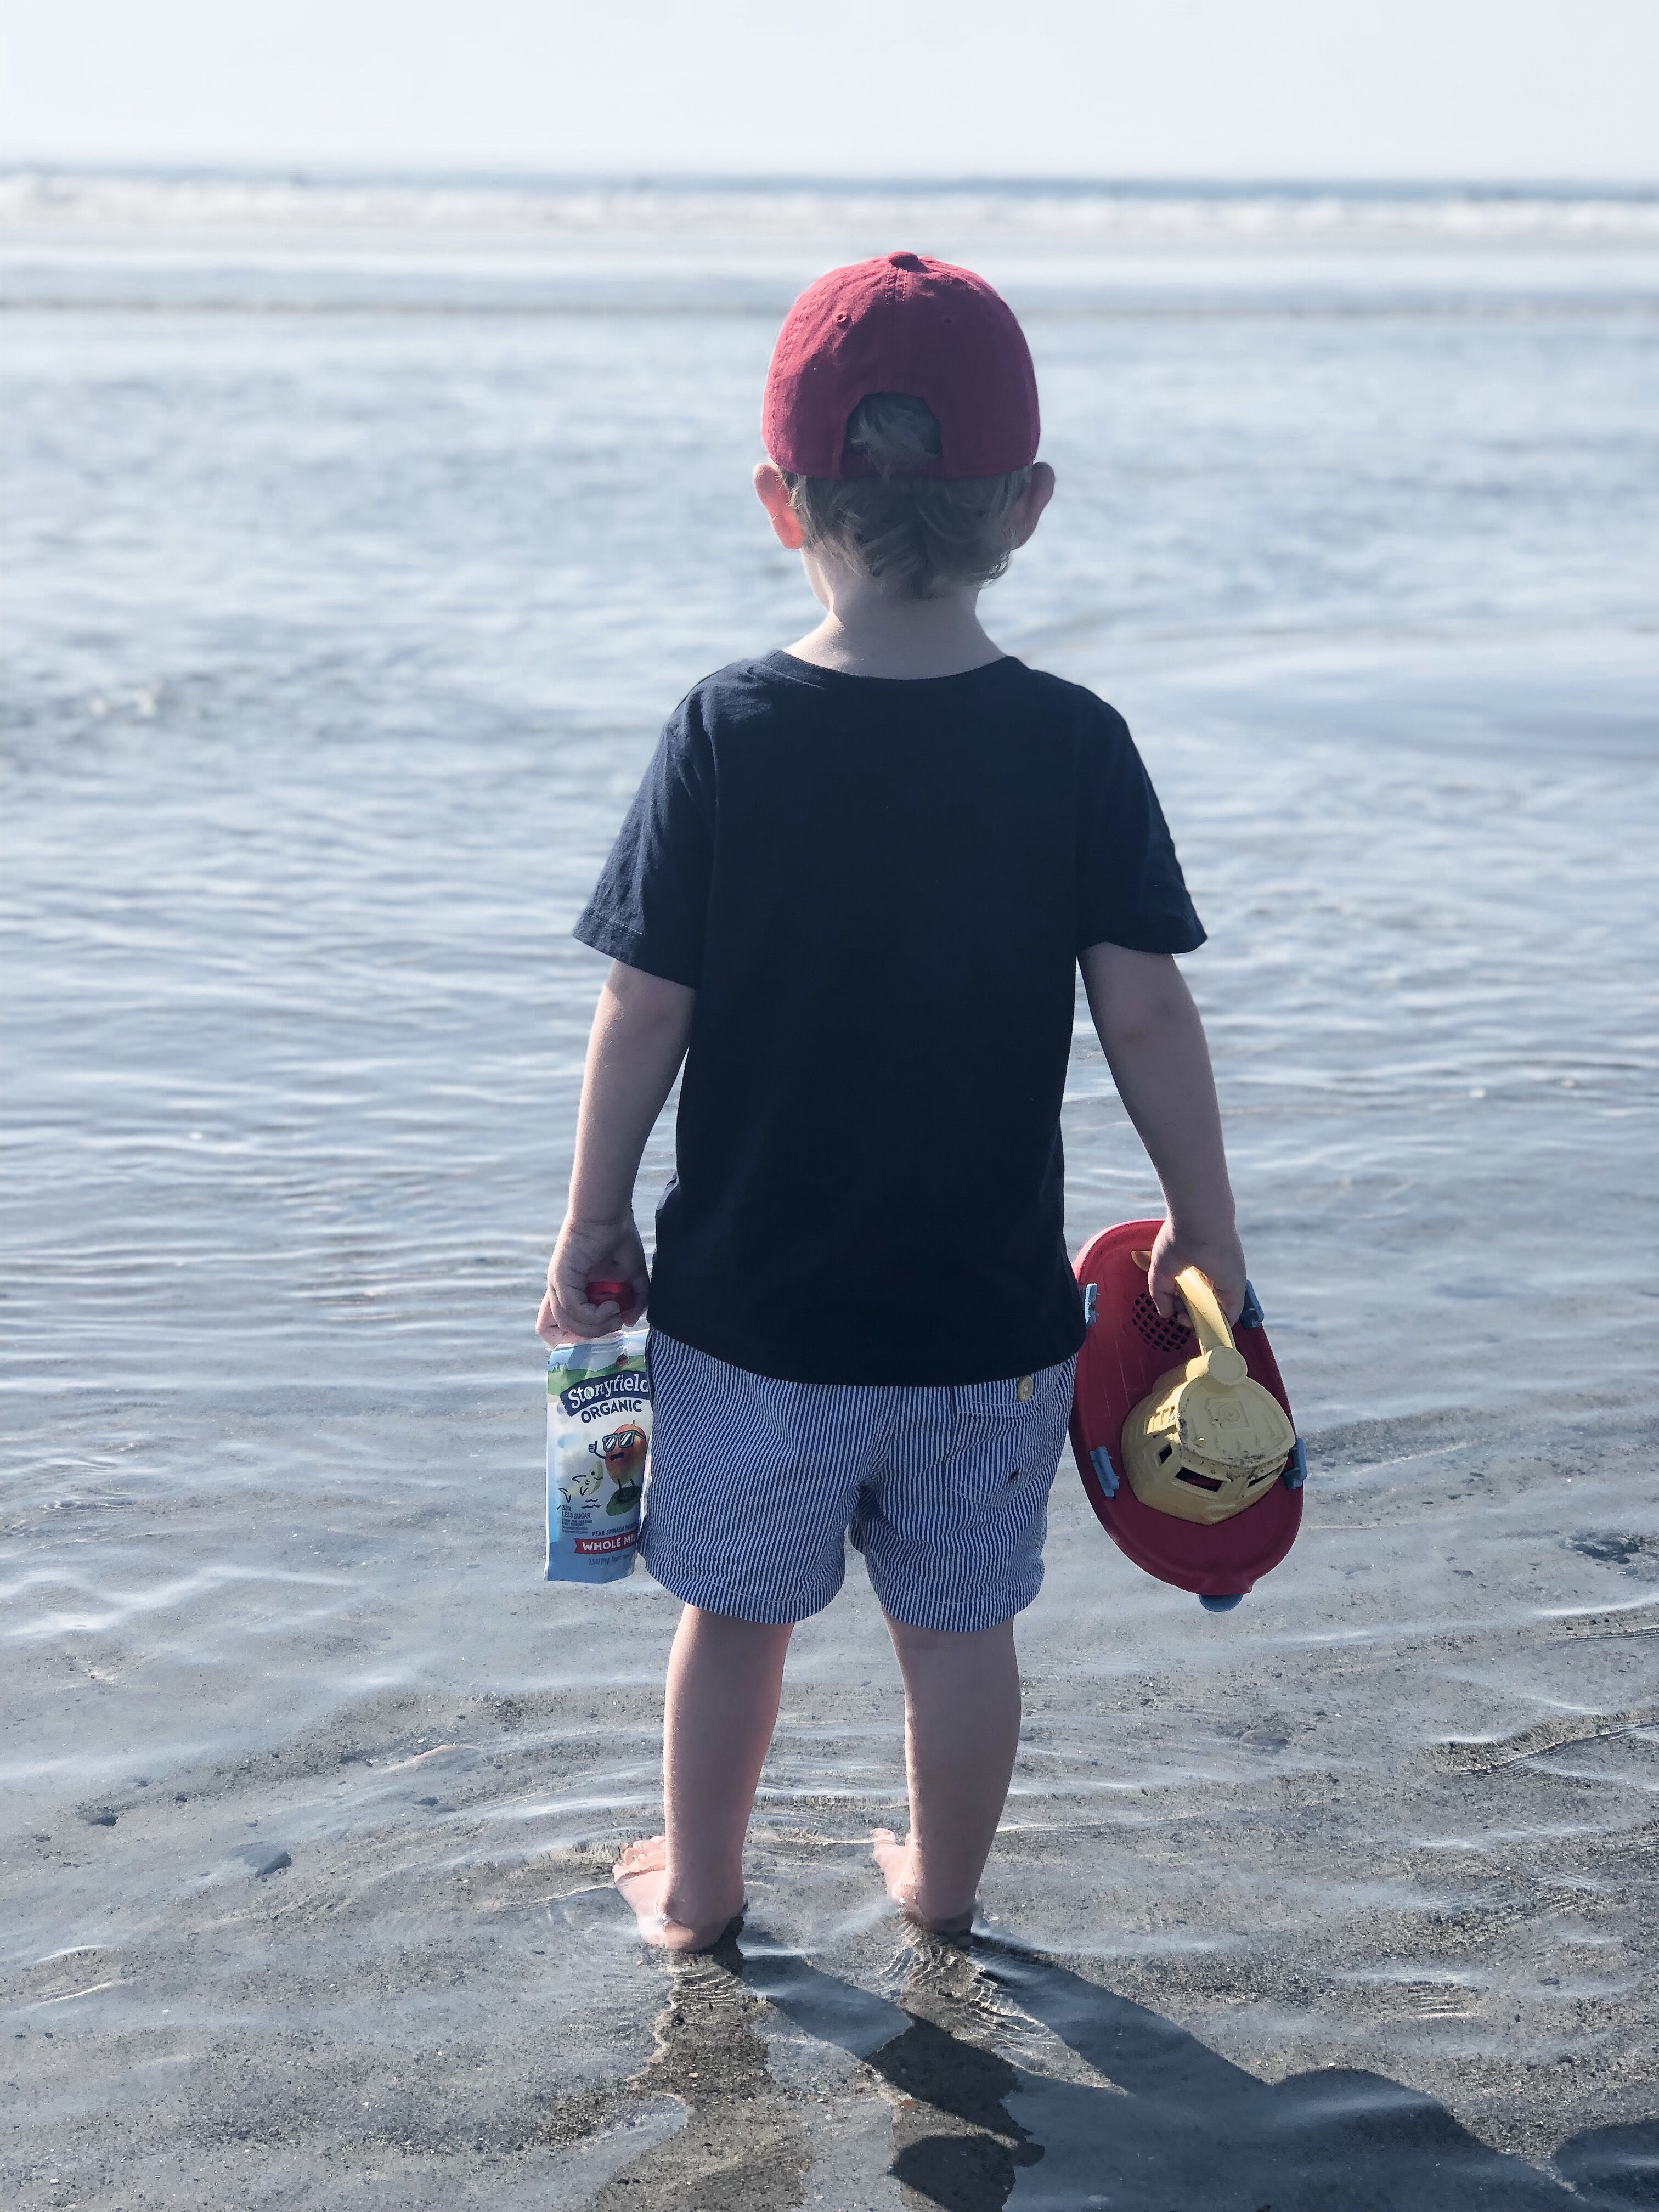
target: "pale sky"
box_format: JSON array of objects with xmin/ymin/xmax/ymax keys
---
[{"xmin": 2, "ymin": 0, "xmax": 1655, "ymax": 179}]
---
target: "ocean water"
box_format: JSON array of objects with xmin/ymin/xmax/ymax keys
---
[{"xmin": 3, "ymin": 173, "xmax": 1657, "ymax": 2209}]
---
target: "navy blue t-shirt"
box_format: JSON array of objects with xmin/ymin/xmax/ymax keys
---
[{"xmin": 575, "ymin": 651, "xmax": 1203, "ymax": 1385}]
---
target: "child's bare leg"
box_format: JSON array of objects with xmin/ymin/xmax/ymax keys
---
[
  {"xmin": 613, "ymin": 1604, "xmax": 793, "ymax": 1950},
  {"xmin": 871, "ymin": 1613, "xmax": 1022, "ymax": 1931}
]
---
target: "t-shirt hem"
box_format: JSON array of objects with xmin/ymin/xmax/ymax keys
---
[
  {"xmin": 1078, "ymin": 919, "xmax": 1208, "ymax": 957},
  {"xmin": 572, "ymin": 911, "xmax": 699, "ymax": 989},
  {"xmin": 645, "ymin": 1307, "xmax": 1088, "ymax": 1389}
]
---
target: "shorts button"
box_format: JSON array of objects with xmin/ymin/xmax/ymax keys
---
[{"xmin": 1016, "ymin": 1375, "xmax": 1034, "ymax": 1402}]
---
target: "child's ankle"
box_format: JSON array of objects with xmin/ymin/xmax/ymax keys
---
[{"xmin": 660, "ymin": 1872, "xmax": 742, "ymax": 1934}]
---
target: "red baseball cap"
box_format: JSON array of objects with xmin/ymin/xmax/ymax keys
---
[{"xmin": 762, "ymin": 250, "xmax": 1040, "ymax": 482}]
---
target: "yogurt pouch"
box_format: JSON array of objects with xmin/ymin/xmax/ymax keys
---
[{"xmin": 546, "ymin": 1323, "xmax": 650, "ymax": 1584}]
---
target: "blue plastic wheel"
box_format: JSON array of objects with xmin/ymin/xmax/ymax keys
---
[{"xmin": 1198, "ymin": 1593, "xmax": 1244, "ymax": 1613}]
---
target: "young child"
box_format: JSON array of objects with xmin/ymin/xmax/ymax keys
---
[{"xmin": 537, "ymin": 250, "xmax": 1246, "ymax": 1951}]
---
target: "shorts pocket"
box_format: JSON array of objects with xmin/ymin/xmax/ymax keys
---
[{"xmin": 945, "ymin": 1365, "xmax": 1069, "ymax": 1502}]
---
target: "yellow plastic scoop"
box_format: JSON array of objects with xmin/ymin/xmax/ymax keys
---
[{"xmin": 1121, "ymin": 1267, "xmax": 1296, "ymax": 1525}]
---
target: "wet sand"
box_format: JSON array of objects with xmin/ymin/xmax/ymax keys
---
[{"xmin": 8, "ymin": 1404, "xmax": 1657, "ymax": 2210}]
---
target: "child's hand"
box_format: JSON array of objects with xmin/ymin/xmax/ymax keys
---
[
  {"xmin": 1146, "ymin": 1216, "xmax": 1248, "ymax": 1327},
  {"xmin": 538, "ymin": 1216, "xmax": 650, "ymax": 1346}
]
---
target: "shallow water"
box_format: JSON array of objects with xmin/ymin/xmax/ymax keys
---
[{"xmin": 3, "ymin": 175, "xmax": 1657, "ymax": 2208}]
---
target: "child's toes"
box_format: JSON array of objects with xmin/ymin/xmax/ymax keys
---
[{"xmin": 613, "ymin": 1835, "xmax": 668, "ymax": 1878}]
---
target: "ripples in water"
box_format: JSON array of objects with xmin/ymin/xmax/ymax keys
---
[{"xmin": 3, "ymin": 183, "xmax": 1656, "ymax": 2204}]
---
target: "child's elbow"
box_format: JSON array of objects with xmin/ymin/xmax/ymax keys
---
[
  {"xmin": 604, "ymin": 961, "xmax": 696, "ymax": 1032},
  {"xmin": 1084, "ymin": 947, "xmax": 1192, "ymax": 1046}
]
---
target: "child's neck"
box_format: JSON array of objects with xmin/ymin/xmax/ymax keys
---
[{"xmin": 783, "ymin": 568, "xmax": 1005, "ymax": 681}]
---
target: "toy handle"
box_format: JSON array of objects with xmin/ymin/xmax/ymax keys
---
[{"xmin": 1175, "ymin": 1267, "xmax": 1237, "ymax": 1359}]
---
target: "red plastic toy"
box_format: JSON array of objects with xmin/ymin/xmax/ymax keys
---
[{"xmin": 1069, "ymin": 1220, "xmax": 1304, "ymax": 1611}]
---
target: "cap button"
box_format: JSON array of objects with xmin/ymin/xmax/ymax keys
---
[{"xmin": 888, "ymin": 251, "xmax": 925, "ymax": 270}]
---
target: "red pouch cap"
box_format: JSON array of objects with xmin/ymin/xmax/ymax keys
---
[
  {"xmin": 585, "ymin": 1279, "xmax": 637, "ymax": 1316},
  {"xmin": 762, "ymin": 250, "xmax": 1039, "ymax": 482}
]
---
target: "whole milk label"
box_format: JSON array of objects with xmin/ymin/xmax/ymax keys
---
[{"xmin": 547, "ymin": 1351, "xmax": 650, "ymax": 1562}]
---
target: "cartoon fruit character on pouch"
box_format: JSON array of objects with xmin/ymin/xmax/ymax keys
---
[{"xmin": 597, "ymin": 1423, "xmax": 648, "ymax": 1515}]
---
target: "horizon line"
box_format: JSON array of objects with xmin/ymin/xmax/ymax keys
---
[{"xmin": 4, "ymin": 156, "xmax": 1657, "ymax": 196}]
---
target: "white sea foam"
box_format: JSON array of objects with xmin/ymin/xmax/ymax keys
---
[{"xmin": 4, "ymin": 167, "xmax": 1656, "ymax": 252}]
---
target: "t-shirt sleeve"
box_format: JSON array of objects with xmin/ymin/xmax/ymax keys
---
[
  {"xmin": 1074, "ymin": 702, "xmax": 1206, "ymax": 955},
  {"xmin": 573, "ymin": 697, "xmax": 715, "ymax": 988}
]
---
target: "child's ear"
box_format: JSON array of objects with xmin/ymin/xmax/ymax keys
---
[
  {"xmin": 753, "ymin": 460, "xmax": 806, "ymax": 551},
  {"xmin": 1007, "ymin": 462, "xmax": 1056, "ymax": 550}
]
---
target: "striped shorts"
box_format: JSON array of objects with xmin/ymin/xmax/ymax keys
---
[{"xmin": 638, "ymin": 1330, "xmax": 1077, "ymax": 1633}]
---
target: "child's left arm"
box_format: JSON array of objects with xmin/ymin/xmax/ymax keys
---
[
  {"xmin": 1079, "ymin": 941, "xmax": 1248, "ymax": 1322},
  {"xmin": 537, "ymin": 960, "xmax": 695, "ymax": 1346}
]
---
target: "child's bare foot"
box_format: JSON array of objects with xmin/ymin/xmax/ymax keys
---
[
  {"xmin": 612, "ymin": 1836, "xmax": 743, "ymax": 1952},
  {"xmin": 870, "ymin": 1827, "xmax": 974, "ymax": 1934}
]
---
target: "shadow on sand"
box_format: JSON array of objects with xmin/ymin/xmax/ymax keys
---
[{"xmin": 732, "ymin": 1925, "xmax": 1658, "ymax": 2212}]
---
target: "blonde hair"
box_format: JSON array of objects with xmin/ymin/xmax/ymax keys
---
[{"xmin": 780, "ymin": 392, "xmax": 1034, "ymax": 601}]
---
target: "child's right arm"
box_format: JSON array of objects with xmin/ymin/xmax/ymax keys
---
[
  {"xmin": 1079, "ymin": 941, "xmax": 1248, "ymax": 1322},
  {"xmin": 537, "ymin": 960, "xmax": 694, "ymax": 1346}
]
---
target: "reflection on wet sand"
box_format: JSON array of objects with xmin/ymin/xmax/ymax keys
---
[
  {"xmin": 588, "ymin": 1935, "xmax": 809, "ymax": 2212},
  {"xmin": 571, "ymin": 1922, "xmax": 1658, "ymax": 2210}
]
